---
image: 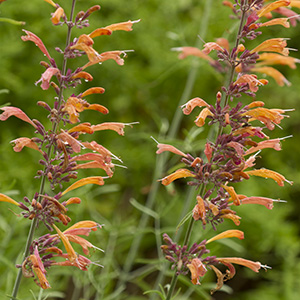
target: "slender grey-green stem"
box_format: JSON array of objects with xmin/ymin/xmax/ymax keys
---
[
  {"xmin": 10, "ymin": 1, "xmax": 77, "ymax": 298},
  {"xmin": 164, "ymin": 3, "xmax": 250, "ymax": 299}
]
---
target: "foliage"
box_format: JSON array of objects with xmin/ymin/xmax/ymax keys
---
[{"xmin": 0, "ymin": 0, "xmax": 300, "ymax": 299}]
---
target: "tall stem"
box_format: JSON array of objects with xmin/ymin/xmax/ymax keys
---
[
  {"xmin": 165, "ymin": 3, "xmax": 250, "ymax": 299},
  {"xmin": 217, "ymin": 4, "xmax": 248, "ymax": 139},
  {"xmin": 10, "ymin": 1, "xmax": 76, "ymax": 298}
]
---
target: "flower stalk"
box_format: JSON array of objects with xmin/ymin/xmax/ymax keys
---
[{"xmin": 158, "ymin": 0, "xmax": 297, "ymax": 296}]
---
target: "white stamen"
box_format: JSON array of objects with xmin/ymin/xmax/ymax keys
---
[
  {"xmin": 261, "ymin": 264, "xmax": 272, "ymax": 271},
  {"xmin": 278, "ymin": 135, "xmax": 293, "ymax": 141},
  {"xmin": 150, "ymin": 136, "xmax": 159, "ymax": 144}
]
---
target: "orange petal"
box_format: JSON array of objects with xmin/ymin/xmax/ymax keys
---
[
  {"xmin": 202, "ymin": 42, "xmax": 225, "ymax": 54},
  {"xmin": 192, "ymin": 195, "xmax": 206, "ymax": 224},
  {"xmin": 0, "ymin": 106, "xmax": 37, "ymax": 128},
  {"xmin": 173, "ymin": 47, "xmax": 215, "ymax": 63},
  {"xmin": 251, "ymin": 66, "xmax": 291, "ymax": 86},
  {"xmin": 83, "ymin": 50, "xmax": 127, "ymax": 69},
  {"xmin": 260, "ymin": 18, "xmax": 290, "ymax": 28},
  {"xmin": 65, "ymin": 197, "xmax": 81, "ymax": 205},
  {"xmin": 74, "ymin": 161, "xmax": 114, "ymax": 177},
  {"xmin": 64, "ymin": 220, "xmax": 99, "ymax": 233},
  {"xmin": 251, "ymin": 38, "xmax": 289, "ymax": 56},
  {"xmin": 181, "ymin": 97, "xmax": 209, "ymax": 115},
  {"xmin": 217, "ymin": 257, "xmax": 262, "ymax": 273},
  {"xmin": 53, "ymin": 224, "xmax": 77, "ymax": 263},
  {"xmin": 210, "ymin": 265, "xmax": 225, "ymax": 294},
  {"xmin": 257, "ymin": 0, "xmax": 291, "ymax": 17},
  {"xmin": 222, "ymin": 185, "xmax": 240, "ymax": 206},
  {"xmin": 194, "ymin": 107, "xmax": 213, "ymax": 127},
  {"xmin": 257, "ymin": 53, "xmax": 300, "ymax": 69},
  {"xmin": 239, "ymin": 196, "xmax": 278, "ymax": 209},
  {"xmin": 0, "ymin": 193, "xmax": 20, "ymax": 206},
  {"xmin": 160, "ymin": 168, "xmax": 196, "ymax": 186},
  {"xmin": 206, "ymin": 230, "xmax": 244, "ymax": 244},
  {"xmin": 103, "ymin": 19, "xmax": 140, "ymax": 32},
  {"xmin": 248, "ymin": 101, "xmax": 265, "ymax": 108},
  {"xmin": 64, "ymin": 234, "xmax": 94, "ymax": 255},
  {"xmin": 10, "ymin": 137, "xmax": 43, "ymax": 153},
  {"xmin": 88, "ymin": 28, "xmax": 112, "ymax": 38},
  {"xmin": 81, "ymin": 87, "xmax": 105, "ymax": 97},
  {"xmin": 245, "ymin": 138, "xmax": 281, "ymax": 155},
  {"xmin": 91, "ymin": 122, "xmax": 127, "ymax": 135},
  {"xmin": 43, "ymin": 0, "xmax": 56, "ymax": 7},
  {"xmin": 221, "ymin": 213, "xmax": 241, "ymax": 225},
  {"xmin": 245, "ymin": 168, "xmax": 292, "ymax": 186},
  {"xmin": 187, "ymin": 258, "xmax": 207, "ymax": 285},
  {"xmin": 156, "ymin": 143, "xmax": 187, "ymax": 157},
  {"xmin": 61, "ymin": 176, "xmax": 105, "ymax": 195},
  {"xmin": 51, "ymin": 7, "xmax": 64, "ymax": 25},
  {"xmin": 68, "ymin": 123, "xmax": 94, "ymax": 134},
  {"xmin": 57, "ymin": 131, "xmax": 82, "ymax": 153},
  {"xmin": 72, "ymin": 71, "xmax": 93, "ymax": 81},
  {"xmin": 84, "ymin": 104, "xmax": 109, "ymax": 114},
  {"xmin": 21, "ymin": 30, "xmax": 51, "ymax": 60}
]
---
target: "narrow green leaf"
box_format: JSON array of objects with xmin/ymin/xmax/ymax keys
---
[
  {"xmin": 176, "ymin": 210, "xmax": 193, "ymax": 233},
  {"xmin": 130, "ymin": 198, "xmax": 159, "ymax": 219}
]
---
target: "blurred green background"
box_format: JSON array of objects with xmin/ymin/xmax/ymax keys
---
[{"xmin": 0, "ymin": 0, "xmax": 300, "ymax": 299}]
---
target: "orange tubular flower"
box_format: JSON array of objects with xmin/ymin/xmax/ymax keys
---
[
  {"xmin": 53, "ymin": 224, "xmax": 78, "ymax": 263},
  {"xmin": 21, "ymin": 30, "xmax": 52, "ymax": 60},
  {"xmin": 181, "ymin": 97, "xmax": 209, "ymax": 115},
  {"xmin": 194, "ymin": 107, "xmax": 214, "ymax": 127},
  {"xmin": 28, "ymin": 255, "xmax": 51, "ymax": 289},
  {"xmin": 81, "ymin": 87, "xmax": 105, "ymax": 97},
  {"xmin": 160, "ymin": 169, "xmax": 196, "ymax": 186},
  {"xmin": 57, "ymin": 130, "xmax": 83, "ymax": 153},
  {"xmin": 206, "ymin": 230, "xmax": 244, "ymax": 244},
  {"xmin": 0, "ymin": 106, "xmax": 37, "ymax": 128},
  {"xmin": 192, "ymin": 195, "xmax": 207, "ymax": 224},
  {"xmin": 187, "ymin": 258, "xmax": 207, "ymax": 285},
  {"xmin": 36, "ymin": 67, "xmax": 60, "ymax": 90},
  {"xmin": 257, "ymin": 53, "xmax": 300, "ymax": 69},
  {"xmin": 245, "ymin": 138, "xmax": 282, "ymax": 155},
  {"xmin": 209, "ymin": 257, "xmax": 266, "ymax": 293},
  {"xmin": 245, "ymin": 168, "xmax": 293, "ymax": 186},
  {"xmin": 10, "ymin": 137, "xmax": 43, "ymax": 153},
  {"xmin": 238, "ymin": 196, "xmax": 283, "ymax": 209},
  {"xmin": 257, "ymin": 0, "xmax": 291, "ymax": 17},
  {"xmin": 91, "ymin": 122, "xmax": 132, "ymax": 136},
  {"xmin": 221, "ymin": 185, "xmax": 240, "ymax": 206},
  {"xmin": 243, "ymin": 107, "xmax": 287, "ymax": 130},
  {"xmin": 234, "ymin": 74, "xmax": 268, "ymax": 92},
  {"xmin": 251, "ymin": 66, "xmax": 291, "ymax": 86},
  {"xmin": 51, "ymin": 7, "xmax": 65, "ymax": 25},
  {"xmin": 260, "ymin": 18, "xmax": 290, "ymax": 28},
  {"xmin": 89, "ymin": 19, "xmax": 140, "ymax": 38},
  {"xmin": 156, "ymin": 143, "xmax": 187, "ymax": 157},
  {"xmin": 72, "ymin": 71, "xmax": 94, "ymax": 81},
  {"xmin": 251, "ymin": 38, "xmax": 289, "ymax": 56},
  {"xmin": 61, "ymin": 176, "xmax": 105, "ymax": 195},
  {"xmin": 43, "ymin": 0, "xmax": 56, "ymax": 7},
  {"xmin": 173, "ymin": 47, "xmax": 215, "ymax": 63},
  {"xmin": 0, "ymin": 193, "xmax": 20, "ymax": 206}
]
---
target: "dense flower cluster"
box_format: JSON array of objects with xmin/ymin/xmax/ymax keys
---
[
  {"xmin": 158, "ymin": 0, "xmax": 297, "ymax": 292},
  {"xmin": 0, "ymin": 0, "xmax": 138, "ymax": 291}
]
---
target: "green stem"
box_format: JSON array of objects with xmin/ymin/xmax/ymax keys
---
[
  {"xmin": 217, "ymin": 4, "xmax": 249, "ymax": 139},
  {"xmin": 165, "ymin": 3, "xmax": 250, "ymax": 300},
  {"xmin": 10, "ymin": 1, "xmax": 77, "ymax": 299},
  {"xmin": 166, "ymin": 272, "xmax": 179, "ymax": 300}
]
